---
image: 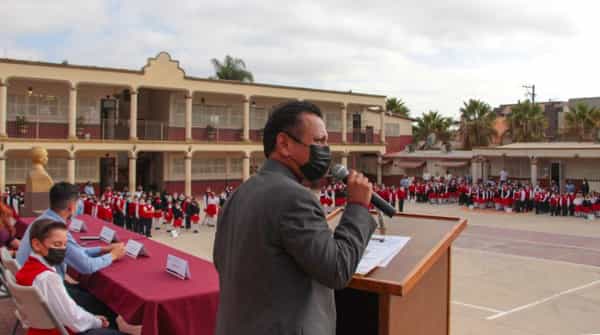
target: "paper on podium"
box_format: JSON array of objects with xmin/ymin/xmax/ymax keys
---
[{"xmin": 356, "ymin": 235, "xmax": 411, "ymax": 275}]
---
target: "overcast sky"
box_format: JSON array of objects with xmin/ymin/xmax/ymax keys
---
[{"xmin": 2, "ymin": 0, "xmax": 599, "ymax": 118}]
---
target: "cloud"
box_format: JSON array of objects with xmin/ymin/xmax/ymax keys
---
[{"xmin": 1, "ymin": 0, "xmax": 597, "ymax": 118}]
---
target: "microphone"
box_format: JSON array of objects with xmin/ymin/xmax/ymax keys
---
[{"xmin": 330, "ymin": 164, "xmax": 397, "ymax": 218}]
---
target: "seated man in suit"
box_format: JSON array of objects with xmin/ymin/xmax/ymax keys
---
[{"xmin": 214, "ymin": 101, "xmax": 377, "ymax": 335}]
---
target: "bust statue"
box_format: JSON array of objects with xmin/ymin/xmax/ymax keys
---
[{"xmin": 26, "ymin": 147, "xmax": 54, "ymax": 193}]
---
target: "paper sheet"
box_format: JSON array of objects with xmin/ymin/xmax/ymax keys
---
[{"xmin": 355, "ymin": 235, "xmax": 411, "ymax": 275}]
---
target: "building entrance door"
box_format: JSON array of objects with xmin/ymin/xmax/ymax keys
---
[
  {"xmin": 551, "ymin": 162, "xmax": 561, "ymax": 191},
  {"xmin": 101, "ymin": 99, "xmax": 117, "ymax": 139},
  {"xmin": 100, "ymin": 157, "xmax": 115, "ymax": 191}
]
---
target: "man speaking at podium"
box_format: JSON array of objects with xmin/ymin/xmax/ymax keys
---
[{"xmin": 213, "ymin": 101, "xmax": 377, "ymax": 335}]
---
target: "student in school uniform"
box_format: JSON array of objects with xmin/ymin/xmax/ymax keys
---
[
  {"xmin": 138, "ymin": 199, "xmax": 154, "ymax": 237},
  {"xmin": 202, "ymin": 192, "xmax": 219, "ymax": 227},
  {"xmin": 163, "ymin": 201, "xmax": 174, "ymax": 228},
  {"xmin": 113, "ymin": 194, "xmax": 126, "ymax": 227},
  {"xmin": 184, "ymin": 197, "xmax": 193, "ymax": 231},
  {"xmin": 188, "ymin": 198, "xmax": 201, "ymax": 234},
  {"xmin": 152, "ymin": 192, "xmax": 163, "ymax": 230},
  {"xmin": 102, "ymin": 202, "xmax": 113, "ymax": 223},
  {"xmin": 396, "ymin": 186, "xmax": 406, "ymax": 212},
  {"xmin": 126, "ymin": 196, "xmax": 138, "ymax": 232},
  {"xmin": 172, "ymin": 202, "xmax": 184, "ymax": 234}
]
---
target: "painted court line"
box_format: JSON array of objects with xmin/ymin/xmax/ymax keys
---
[
  {"xmin": 451, "ymin": 301, "xmax": 504, "ymax": 314},
  {"xmin": 460, "ymin": 232, "xmax": 600, "ymax": 253},
  {"xmin": 486, "ymin": 279, "xmax": 600, "ymax": 321},
  {"xmin": 454, "ymin": 247, "xmax": 600, "ymax": 270}
]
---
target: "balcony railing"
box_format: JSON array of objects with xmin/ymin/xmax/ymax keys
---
[
  {"xmin": 347, "ymin": 127, "xmax": 382, "ymax": 144},
  {"xmin": 7, "ymin": 120, "xmax": 68, "ymax": 139}
]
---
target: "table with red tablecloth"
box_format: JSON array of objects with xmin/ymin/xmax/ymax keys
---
[{"xmin": 18, "ymin": 215, "xmax": 220, "ymax": 335}]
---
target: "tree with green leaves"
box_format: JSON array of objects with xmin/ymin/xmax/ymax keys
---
[
  {"xmin": 386, "ymin": 97, "xmax": 410, "ymax": 117},
  {"xmin": 210, "ymin": 55, "xmax": 254, "ymax": 82},
  {"xmin": 412, "ymin": 111, "xmax": 454, "ymax": 148},
  {"xmin": 458, "ymin": 99, "xmax": 497, "ymax": 149},
  {"xmin": 564, "ymin": 102, "xmax": 599, "ymax": 141},
  {"xmin": 505, "ymin": 100, "xmax": 547, "ymax": 142}
]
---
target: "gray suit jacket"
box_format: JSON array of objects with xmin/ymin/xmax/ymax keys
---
[{"xmin": 213, "ymin": 159, "xmax": 376, "ymax": 335}]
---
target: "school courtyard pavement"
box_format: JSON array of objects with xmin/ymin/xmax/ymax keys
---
[
  {"xmin": 153, "ymin": 201, "xmax": 600, "ymax": 335},
  {"xmin": 2, "ymin": 202, "xmax": 599, "ymax": 334}
]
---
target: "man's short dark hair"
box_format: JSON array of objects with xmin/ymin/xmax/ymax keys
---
[
  {"xmin": 29, "ymin": 218, "xmax": 67, "ymax": 245},
  {"xmin": 49, "ymin": 182, "xmax": 80, "ymax": 211},
  {"xmin": 263, "ymin": 100, "xmax": 323, "ymax": 157}
]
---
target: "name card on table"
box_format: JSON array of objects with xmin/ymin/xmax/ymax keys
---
[
  {"xmin": 69, "ymin": 218, "xmax": 88, "ymax": 233},
  {"xmin": 125, "ymin": 239, "xmax": 149, "ymax": 259},
  {"xmin": 99, "ymin": 227, "xmax": 118, "ymax": 244},
  {"xmin": 165, "ymin": 254, "xmax": 191, "ymax": 280}
]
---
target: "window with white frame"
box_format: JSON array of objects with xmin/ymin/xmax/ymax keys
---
[
  {"xmin": 250, "ymin": 107, "xmax": 269, "ymax": 129},
  {"xmin": 46, "ymin": 158, "xmax": 67, "ymax": 182},
  {"xmin": 385, "ymin": 123, "xmax": 401, "ymax": 137},
  {"xmin": 170, "ymin": 95, "xmax": 186, "ymax": 126},
  {"xmin": 76, "ymin": 158, "xmax": 98, "ymax": 181},
  {"xmin": 6, "ymin": 159, "xmax": 31, "ymax": 183},
  {"xmin": 192, "ymin": 158, "xmax": 226, "ymax": 178},
  {"xmin": 77, "ymin": 96, "xmax": 101, "ymax": 124},
  {"xmin": 7, "ymin": 93, "xmax": 68, "ymax": 122},
  {"xmin": 229, "ymin": 158, "xmax": 243, "ymax": 174},
  {"xmin": 324, "ymin": 109, "xmax": 342, "ymax": 131},
  {"xmin": 171, "ymin": 157, "xmax": 185, "ymax": 179},
  {"xmin": 192, "ymin": 104, "xmax": 243, "ymax": 129}
]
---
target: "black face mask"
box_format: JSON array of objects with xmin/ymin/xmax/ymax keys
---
[
  {"xmin": 44, "ymin": 248, "xmax": 67, "ymax": 266},
  {"xmin": 284, "ymin": 132, "xmax": 332, "ymax": 181}
]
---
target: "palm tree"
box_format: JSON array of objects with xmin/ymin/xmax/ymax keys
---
[
  {"xmin": 210, "ymin": 55, "xmax": 254, "ymax": 82},
  {"xmin": 505, "ymin": 100, "xmax": 547, "ymax": 142},
  {"xmin": 458, "ymin": 99, "xmax": 497, "ymax": 149},
  {"xmin": 564, "ymin": 102, "xmax": 598, "ymax": 141},
  {"xmin": 413, "ymin": 111, "xmax": 453, "ymax": 148},
  {"xmin": 386, "ymin": 97, "xmax": 410, "ymax": 117}
]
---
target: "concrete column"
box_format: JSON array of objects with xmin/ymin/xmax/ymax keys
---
[
  {"xmin": 379, "ymin": 108, "xmax": 386, "ymax": 143},
  {"xmin": 341, "ymin": 152, "xmax": 349, "ymax": 168},
  {"xmin": 185, "ymin": 93, "xmax": 193, "ymax": 141},
  {"xmin": 68, "ymin": 85, "xmax": 77, "ymax": 139},
  {"xmin": 242, "ymin": 151, "xmax": 250, "ymax": 181},
  {"xmin": 341, "ymin": 103, "xmax": 347, "ymax": 144},
  {"xmin": 128, "ymin": 152, "xmax": 137, "ymax": 193},
  {"xmin": 530, "ymin": 157, "xmax": 538, "ymax": 186},
  {"xmin": 67, "ymin": 151, "xmax": 76, "ymax": 185},
  {"xmin": 0, "ymin": 81, "xmax": 7, "ymax": 138},
  {"xmin": 185, "ymin": 151, "xmax": 192, "ymax": 196},
  {"xmin": 243, "ymin": 97, "xmax": 250, "ymax": 141},
  {"xmin": 376, "ymin": 154, "xmax": 383, "ymax": 185},
  {"xmin": 482, "ymin": 159, "xmax": 489, "ymax": 182},
  {"xmin": 129, "ymin": 90, "xmax": 138, "ymax": 140},
  {"xmin": 0, "ymin": 154, "xmax": 5, "ymax": 193},
  {"xmin": 471, "ymin": 158, "xmax": 480, "ymax": 182}
]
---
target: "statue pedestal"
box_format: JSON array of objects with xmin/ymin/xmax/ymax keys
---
[{"xmin": 23, "ymin": 192, "xmax": 49, "ymax": 217}]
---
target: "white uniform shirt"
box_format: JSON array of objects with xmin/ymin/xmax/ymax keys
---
[{"xmin": 28, "ymin": 253, "xmax": 102, "ymax": 332}]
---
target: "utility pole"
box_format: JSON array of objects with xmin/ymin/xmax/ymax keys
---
[{"xmin": 523, "ymin": 84, "xmax": 536, "ymax": 104}]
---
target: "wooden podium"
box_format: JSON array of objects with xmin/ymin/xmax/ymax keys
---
[{"xmin": 327, "ymin": 209, "xmax": 467, "ymax": 335}]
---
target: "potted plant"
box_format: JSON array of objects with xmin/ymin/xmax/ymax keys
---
[
  {"xmin": 206, "ymin": 124, "xmax": 217, "ymax": 140},
  {"xmin": 15, "ymin": 116, "xmax": 28, "ymax": 135}
]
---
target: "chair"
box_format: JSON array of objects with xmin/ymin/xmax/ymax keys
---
[
  {"xmin": 0, "ymin": 247, "xmax": 21, "ymax": 276},
  {"xmin": 3, "ymin": 269, "xmax": 69, "ymax": 335}
]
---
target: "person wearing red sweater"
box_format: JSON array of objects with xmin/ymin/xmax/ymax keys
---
[
  {"xmin": 138, "ymin": 199, "xmax": 154, "ymax": 238},
  {"xmin": 15, "ymin": 219, "xmax": 123, "ymax": 335},
  {"xmin": 396, "ymin": 186, "xmax": 406, "ymax": 212}
]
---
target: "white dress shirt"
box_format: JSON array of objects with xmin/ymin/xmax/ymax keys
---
[{"xmin": 29, "ymin": 253, "xmax": 102, "ymax": 332}]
